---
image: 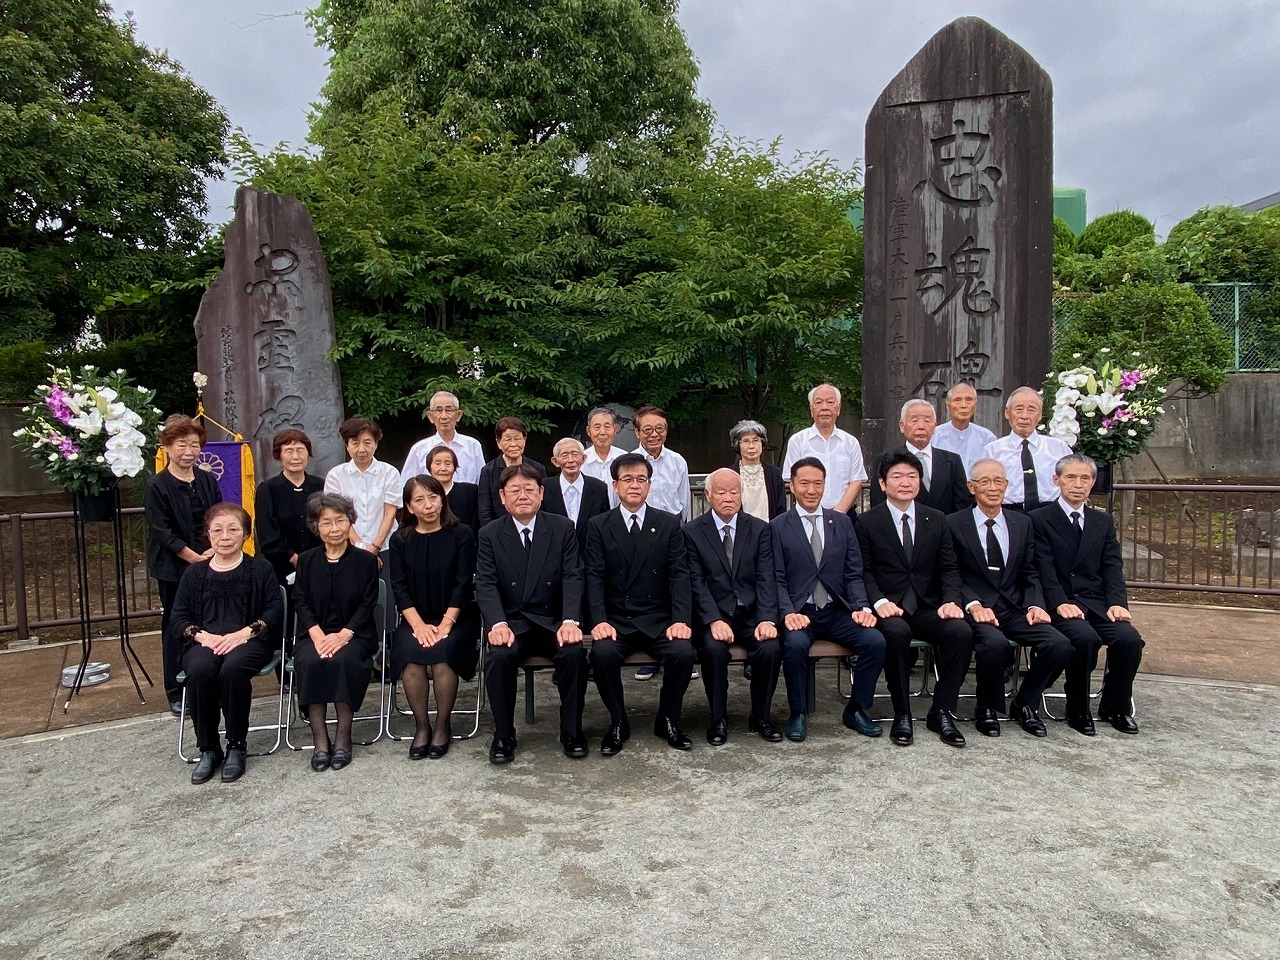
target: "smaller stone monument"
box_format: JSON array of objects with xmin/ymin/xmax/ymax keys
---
[{"xmin": 194, "ymin": 187, "xmax": 346, "ymax": 476}]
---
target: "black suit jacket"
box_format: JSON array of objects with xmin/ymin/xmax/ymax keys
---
[
  {"xmin": 869, "ymin": 445, "xmax": 974, "ymax": 514},
  {"xmin": 770, "ymin": 508, "xmax": 871, "ymax": 616},
  {"xmin": 855, "ymin": 503, "xmax": 963, "ymax": 611},
  {"xmin": 729, "ymin": 461, "xmax": 788, "ymax": 519},
  {"xmin": 946, "ymin": 509, "xmax": 1046, "ymax": 614},
  {"xmin": 475, "ymin": 512, "xmax": 583, "ymax": 635},
  {"xmin": 1030, "ymin": 504, "xmax": 1129, "ymax": 618},
  {"xmin": 446, "ymin": 481, "xmax": 480, "ymax": 534},
  {"xmin": 144, "ymin": 468, "xmax": 223, "ymax": 582},
  {"xmin": 584, "ymin": 506, "xmax": 692, "ymax": 637},
  {"xmin": 683, "ymin": 510, "xmax": 778, "ymax": 629},
  {"xmin": 541, "ymin": 474, "xmax": 611, "ymax": 550},
  {"xmin": 478, "ymin": 456, "xmax": 547, "ymax": 526}
]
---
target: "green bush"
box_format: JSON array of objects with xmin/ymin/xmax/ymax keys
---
[
  {"xmin": 1054, "ymin": 239, "xmax": 1174, "ymax": 293},
  {"xmin": 1053, "ymin": 216, "xmax": 1076, "ymax": 253},
  {"xmin": 0, "ymin": 341, "xmax": 49, "ymax": 402},
  {"xmin": 1164, "ymin": 205, "xmax": 1280, "ymax": 283},
  {"xmin": 1076, "ymin": 210, "xmax": 1156, "ymax": 258}
]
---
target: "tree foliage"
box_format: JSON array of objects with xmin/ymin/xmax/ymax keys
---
[
  {"xmin": 1075, "ymin": 209, "xmax": 1155, "ymax": 259},
  {"xmin": 0, "ymin": 0, "xmax": 228, "ymax": 348},
  {"xmin": 1163, "ymin": 205, "xmax": 1280, "ymax": 284}
]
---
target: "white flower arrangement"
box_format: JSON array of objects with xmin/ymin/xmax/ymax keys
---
[{"xmin": 1044, "ymin": 350, "xmax": 1165, "ymax": 463}]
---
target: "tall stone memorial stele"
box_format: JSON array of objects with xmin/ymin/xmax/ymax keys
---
[
  {"xmin": 194, "ymin": 187, "xmax": 346, "ymax": 477},
  {"xmin": 862, "ymin": 17, "xmax": 1053, "ymax": 453}
]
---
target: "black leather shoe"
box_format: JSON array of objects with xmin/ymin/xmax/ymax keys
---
[
  {"xmin": 409, "ymin": 743, "xmax": 430, "ymax": 760},
  {"xmin": 748, "ymin": 714, "xmax": 784, "ymax": 742},
  {"xmin": 1097, "ymin": 705, "xmax": 1139, "ymax": 734},
  {"xmin": 169, "ymin": 699, "xmax": 183, "ymax": 718},
  {"xmin": 427, "ymin": 739, "xmax": 451, "ymax": 759},
  {"xmin": 706, "ymin": 718, "xmax": 729, "ymax": 746},
  {"xmin": 889, "ymin": 714, "xmax": 914, "ymax": 746},
  {"xmin": 1067, "ymin": 713, "xmax": 1097, "ymax": 736},
  {"xmin": 843, "ymin": 706, "xmax": 883, "ymax": 738},
  {"xmin": 489, "ymin": 736, "xmax": 516, "ymax": 765},
  {"xmin": 657, "ymin": 718, "xmax": 693, "ymax": 751},
  {"xmin": 926, "ymin": 709, "xmax": 966, "ymax": 747},
  {"xmin": 190, "ymin": 749, "xmax": 222, "ymax": 784},
  {"xmin": 975, "ymin": 707, "xmax": 1001, "ymax": 737},
  {"xmin": 600, "ymin": 724, "xmax": 626, "ymax": 756},
  {"xmin": 1010, "ymin": 700, "xmax": 1047, "ymax": 738},
  {"xmin": 785, "ymin": 712, "xmax": 807, "ymax": 742},
  {"xmin": 310, "ymin": 750, "xmax": 331, "ymax": 772},
  {"xmin": 220, "ymin": 747, "xmax": 246, "ymax": 782},
  {"xmin": 330, "ymin": 748, "xmax": 353, "ymax": 770},
  {"xmin": 561, "ymin": 733, "xmax": 588, "ymax": 759}
]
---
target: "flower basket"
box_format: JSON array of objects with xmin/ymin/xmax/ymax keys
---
[{"xmin": 1044, "ymin": 349, "xmax": 1166, "ymax": 469}]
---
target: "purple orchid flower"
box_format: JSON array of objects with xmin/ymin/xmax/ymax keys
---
[{"xmin": 45, "ymin": 387, "xmax": 74, "ymax": 425}]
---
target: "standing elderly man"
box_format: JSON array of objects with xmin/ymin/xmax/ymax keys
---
[
  {"xmin": 541, "ymin": 437, "xmax": 610, "ymax": 550},
  {"xmin": 933, "ymin": 382, "xmax": 997, "ymax": 473},
  {"xmin": 582, "ymin": 406, "xmax": 629, "ymax": 503},
  {"xmin": 684, "ymin": 468, "xmax": 783, "ymax": 745},
  {"xmin": 401, "ymin": 391, "xmax": 485, "ymax": 484},
  {"xmin": 869, "ymin": 398, "xmax": 972, "ymax": 514},
  {"xmin": 782, "ymin": 383, "xmax": 868, "ymax": 515},
  {"xmin": 981, "ymin": 386, "xmax": 1073, "ymax": 512}
]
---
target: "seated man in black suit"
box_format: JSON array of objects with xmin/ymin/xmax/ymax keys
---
[
  {"xmin": 478, "ymin": 416, "xmax": 547, "ymax": 526},
  {"xmin": 1031, "ymin": 453, "xmax": 1144, "ymax": 735},
  {"xmin": 477, "ymin": 464, "xmax": 589, "ymax": 764},
  {"xmin": 585, "ymin": 452, "xmax": 695, "ymax": 755},
  {"xmin": 946, "ymin": 459, "xmax": 1073, "ymax": 738},
  {"xmin": 684, "ymin": 468, "xmax": 783, "ymax": 745},
  {"xmin": 541, "ymin": 437, "xmax": 611, "ymax": 550},
  {"xmin": 856, "ymin": 451, "xmax": 973, "ymax": 747},
  {"xmin": 869, "ymin": 398, "xmax": 973, "ymax": 514},
  {"xmin": 771, "ymin": 456, "xmax": 886, "ymax": 743}
]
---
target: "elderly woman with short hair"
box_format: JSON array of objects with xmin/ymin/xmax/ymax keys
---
[
  {"xmin": 292, "ymin": 491, "xmax": 380, "ymax": 772},
  {"xmin": 426, "ymin": 444, "xmax": 480, "ymax": 533},
  {"xmin": 728, "ymin": 420, "xmax": 787, "ymax": 520}
]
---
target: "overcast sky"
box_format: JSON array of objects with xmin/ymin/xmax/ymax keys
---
[{"xmin": 121, "ymin": 0, "xmax": 1279, "ymax": 236}]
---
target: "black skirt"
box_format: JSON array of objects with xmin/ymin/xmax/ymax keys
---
[{"xmin": 390, "ymin": 617, "xmax": 480, "ymax": 681}]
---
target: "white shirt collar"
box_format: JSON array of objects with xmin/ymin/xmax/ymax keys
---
[
  {"xmin": 560, "ymin": 473, "xmax": 582, "ymax": 493},
  {"xmin": 1058, "ymin": 498, "xmax": 1085, "ymax": 523},
  {"xmin": 620, "ymin": 503, "xmax": 647, "ymax": 528},
  {"xmin": 906, "ymin": 442, "xmax": 931, "ymax": 457},
  {"xmin": 714, "ymin": 512, "xmax": 738, "ymax": 535},
  {"xmin": 512, "ymin": 515, "xmax": 537, "ymax": 538},
  {"xmin": 887, "ymin": 501, "xmax": 916, "ymax": 526},
  {"xmin": 972, "ymin": 506, "xmax": 1005, "ymax": 531},
  {"xmin": 795, "ymin": 505, "xmax": 823, "ymax": 523}
]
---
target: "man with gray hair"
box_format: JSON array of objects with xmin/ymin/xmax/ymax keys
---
[
  {"xmin": 934, "ymin": 382, "xmax": 997, "ymax": 472},
  {"xmin": 869, "ymin": 397, "xmax": 972, "ymax": 514},
  {"xmin": 541, "ymin": 437, "xmax": 610, "ymax": 550},
  {"xmin": 981, "ymin": 386, "xmax": 1073, "ymax": 511},
  {"xmin": 781, "ymin": 383, "xmax": 867, "ymax": 514},
  {"xmin": 1030, "ymin": 454, "xmax": 1144, "ymax": 735},
  {"xmin": 401, "ymin": 390, "xmax": 485, "ymax": 484},
  {"xmin": 582, "ymin": 406, "xmax": 629, "ymax": 507}
]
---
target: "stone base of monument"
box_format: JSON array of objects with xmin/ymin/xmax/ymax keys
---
[
  {"xmin": 1231, "ymin": 547, "xmax": 1277, "ymax": 580},
  {"xmin": 1120, "ymin": 539, "xmax": 1165, "ymax": 582}
]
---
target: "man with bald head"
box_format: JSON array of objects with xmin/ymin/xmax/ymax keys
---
[
  {"xmin": 869, "ymin": 398, "xmax": 972, "ymax": 514},
  {"xmin": 683, "ymin": 468, "xmax": 783, "ymax": 744},
  {"xmin": 933, "ymin": 382, "xmax": 997, "ymax": 473},
  {"xmin": 981, "ymin": 386, "xmax": 1074, "ymax": 511},
  {"xmin": 782, "ymin": 383, "xmax": 868, "ymax": 515},
  {"xmin": 401, "ymin": 390, "xmax": 485, "ymax": 484},
  {"xmin": 541, "ymin": 437, "xmax": 610, "ymax": 550}
]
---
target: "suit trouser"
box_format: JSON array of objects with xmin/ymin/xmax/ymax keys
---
[
  {"xmin": 971, "ymin": 607, "xmax": 1071, "ymax": 713},
  {"xmin": 1050, "ymin": 614, "xmax": 1144, "ymax": 717},
  {"xmin": 182, "ymin": 641, "xmax": 275, "ymax": 752},
  {"xmin": 592, "ymin": 631, "xmax": 695, "ymax": 727},
  {"xmin": 782, "ymin": 604, "xmax": 886, "ymax": 714},
  {"xmin": 878, "ymin": 609, "xmax": 974, "ymax": 716},
  {"xmin": 695, "ymin": 614, "xmax": 781, "ymax": 723},
  {"xmin": 485, "ymin": 626, "xmax": 588, "ymax": 740}
]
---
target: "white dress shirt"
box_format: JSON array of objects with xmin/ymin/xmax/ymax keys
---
[
  {"xmin": 324, "ymin": 458, "xmax": 402, "ymax": 545},
  {"xmin": 633, "ymin": 446, "xmax": 690, "ymax": 520},
  {"xmin": 933, "ymin": 421, "xmax": 997, "ymax": 472},
  {"xmin": 401, "ymin": 432, "xmax": 484, "ymax": 485},
  {"xmin": 782, "ymin": 425, "xmax": 867, "ymax": 510},
  {"xmin": 583, "ymin": 444, "xmax": 629, "ymax": 506},
  {"xmin": 559, "ymin": 474, "xmax": 585, "ymax": 524},
  {"xmin": 971, "ymin": 507, "xmax": 1009, "ymax": 568},
  {"xmin": 513, "ymin": 514, "xmax": 538, "ymax": 543},
  {"xmin": 981, "ymin": 432, "xmax": 1074, "ymax": 506},
  {"xmin": 1058, "ymin": 497, "xmax": 1086, "ymax": 530},
  {"xmin": 874, "ymin": 502, "xmax": 917, "ymax": 612},
  {"xmin": 619, "ymin": 503, "xmax": 648, "ymax": 532}
]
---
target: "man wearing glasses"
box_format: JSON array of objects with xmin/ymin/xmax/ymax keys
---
[{"xmin": 401, "ymin": 391, "xmax": 485, "ymax": 484}]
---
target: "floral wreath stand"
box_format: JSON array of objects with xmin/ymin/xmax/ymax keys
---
[{"xmin": 64, "ymin": 486, "xmax": 153, "ymax": 712}]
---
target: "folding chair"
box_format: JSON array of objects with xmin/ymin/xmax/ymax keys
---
[
  {"xmin": 1039, "ymin": 657, "xmax": 1137, "ymax": 721},
  {"xmin": 863, "ymin": 638, "xmax": 939, "ymax": 722},
  {"xmin": 385, "ymin": 637, "xmax": 485, "ymax": 742},
  {"xmin": 176, "ymin": 584, "xmax": 288, "ymax": 763},
  {"xmin": 285, "ymin": 579, "xmax": 388, "ymax": 750},
  {"xmin": 521, "ymin": 648, "xmax": 661, "ymax": 724}
]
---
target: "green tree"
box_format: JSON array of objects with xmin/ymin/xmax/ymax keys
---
[
  {"xmin": 1164, "ymin": 205, "xmax": 1280, "ymax": 283},
  {"xmin": 1054, "ymin": 282, "xmax": 1232, "ymax": 397},
  {"xmin": 1054, "ymin": 238, "xmax": 1174, "ymax": 293},
  {"xmin": 0, "ymin": 0, "xmax": 228, "ymax": 348},
  {"xmin": 1075, "ymin": 209, "xmax": 1155, "ymax": 258}
]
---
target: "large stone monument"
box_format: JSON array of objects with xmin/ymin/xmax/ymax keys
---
[
  {"xmin": 194, "ymin": 187, "xmax": 346, "ymax": 477},
  {"xmin": 862, "ymin": 17, "xmax": 1053, "ymax": 453}
]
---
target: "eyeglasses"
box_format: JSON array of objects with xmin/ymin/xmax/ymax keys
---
[
  {"xmin": 616, "ymin": 475, "xmax": 650, "ymax": 485},
  {"xmin": 637, "ymin": 425, "xmax": 667, "ymax": 436}
]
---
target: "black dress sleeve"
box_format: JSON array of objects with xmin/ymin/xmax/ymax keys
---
[
  {"xmin": 251, "ymin": 557, "xmax": 285, "ymax": 646},
  {"xmin": 144, "ymin": 473, "xmax": 188, "ymax": 559},
  {"xmin": 449, "ymin": 526, "xmax": 477, "ymax": 608},
  {"xmin": 343, "ymin": 550, "xmax": 380, "ymax": 637},
  {"xmin": 254, "ymin": 478, "xmax": 290, "ymax": 568},
  {"xmin": 169, "ymin": 562, "xmax": 207, "ymax": 646},
  {"xmin": 293, "ymin": 549, "xmax": 321, "ymax": 635}
]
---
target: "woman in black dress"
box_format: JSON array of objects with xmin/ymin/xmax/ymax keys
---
[
  {"xmin": 254, "ymin": 429, "xmax": 324, "ymax": 588},
  {"xmin": 292, "ymin": 492, "xmax": 380, "ymax": 772},
  {"xmin": 389, "ymin": 474, "xmax": 479, "ymax": 759},
  {"xmin": 171, "ymin": 503, "xmax": 282, "ymax": 784},
  {"xmin": 145, "ymin": 415, "xmax": 223, "ymax": 716},
  {"xmin": 427, "ymin": 444, "xmax": 480, "ymax": 533}
]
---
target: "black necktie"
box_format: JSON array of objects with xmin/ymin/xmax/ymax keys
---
[
  {"xmin": 900, "ymin": 514, "xmax": 914, "ymax": 563},
  {"xmin": 629, "ymin": 514, "xmax": 640, "ymax": 536},
  {"xmin": 985, "ymin": 518, "xmax": 1004, "ymax": 571},
  {"xmin": 722, "ymin": 524, "xmax": 734, "ymax": 566},
  {"xmin": 522, "ymin": 527, "xmax": 532, "ymax": 553},
  {"xmin": 1021, "ymin": 439, "xmax": 1040, "ymax": 509},
  {"xmin": 1071, "ymin": 510, "xmax": 1083, "ymax": 531}
]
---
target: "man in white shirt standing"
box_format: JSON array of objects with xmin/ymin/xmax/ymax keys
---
[
  {"xmin": 980, "ymin": 386, "xmax": 1073, "ymax": 512},
  {"xmin": 324, "ymin": 417, "xmax": 402, "ymax": 576},
  {"xmin": 781, "ymin": 383, "xmax": 867, "ymax": 515},
  {"xmin": 933, "ymin": 382, "xmax": 998, "ymax": 473},
  {"xmin": 582, "ymin": 407, "xmax": 629, "ymax": 505},
  {"xmin": 401, "ymin": 391, "xmax": 485, "ymax": 484}
]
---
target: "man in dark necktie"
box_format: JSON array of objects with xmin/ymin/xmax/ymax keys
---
[
  {"xmin": 1031, "ymin": 454, "xmax": 1144, "ymax": 735},
  {"xmin": 946, "ymin": 459, "xmax": 1072, "ymax": 739},
  {"xmin": 868, "ymin": 398, "xmax": 973, "ymax": 514},
  {"xmin": 540, "ymin": 437, "xmax": 610, "ymax": 551},
  {"xmin": 979, "ymin": 387, "xmax": 1073, "ymax": 512},
  {"xmin": 584, "ymin": 453, "xmax": 695, "ymax": 755}
]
